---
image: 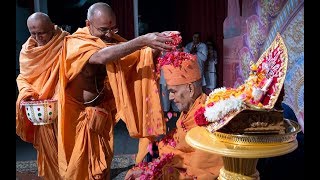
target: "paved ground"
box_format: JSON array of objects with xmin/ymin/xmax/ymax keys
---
[{"xmin": 16, "ymin": 154, "xmax": 135, "ymax": 180}]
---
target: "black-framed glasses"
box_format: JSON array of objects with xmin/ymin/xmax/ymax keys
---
[{"xmin": 90, "ymin": 22, "xmax": 118, "ymax": 35}]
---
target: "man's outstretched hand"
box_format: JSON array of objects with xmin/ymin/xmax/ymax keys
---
[{"xmin": 142, "ymin": 32, "xmax": 175, "ymax": 51}]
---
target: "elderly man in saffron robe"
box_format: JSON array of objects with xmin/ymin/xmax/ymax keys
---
[
  {"xmin": 57, "ymin": 2, "xmax": 176, "ymax": 179},
  {"xmin": 16, "ymin": 12, "xmax": 69, "ymax": 179},
  {"xmin": 125, "ymin": 52, "xmax": 223, "ymax": 179}
]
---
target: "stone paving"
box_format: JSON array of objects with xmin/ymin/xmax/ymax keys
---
[{"xmin": 16, "ymin": 154, "xmax": 136, "ymax": 180}]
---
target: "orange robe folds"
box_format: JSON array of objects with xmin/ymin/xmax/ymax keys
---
[
  {"xmin": 58, "ymin": 27, "xmax": 166, "ymax": 179},
  {"xmin": 158, "ymin": 93, "xmax": 223, "ymax": 179},
  {"xmin": 16, "ymin": 26, "xmax": 69, "ymax": 179}
]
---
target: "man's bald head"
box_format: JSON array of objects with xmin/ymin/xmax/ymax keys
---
[
  {"xmin": 27, "ymin": 12, "xmax": 55, "ymax": 46},
  {"xmin": 86, "ymin": 2, "xmax": 117, "ymax": 43},
  {"xmin": 87, "ymin": 2, "xmax": 115, "ymax": 21},
  {"xmin": 27, "ymin": 12, "xmax": 53, "ymax": 27}
]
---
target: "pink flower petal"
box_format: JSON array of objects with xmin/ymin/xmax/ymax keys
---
[
  {"xmin": 147, "ymin": 143, "xmax": 154, "ymax": 156},
  {"xmin": 147, "ymin": 128, "xmax": 153, "ymax": 134}
]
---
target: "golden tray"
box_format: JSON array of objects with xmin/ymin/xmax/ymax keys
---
[{"xmin": 209, "ymin": 119, "xmax": 301, "ymax": 145}]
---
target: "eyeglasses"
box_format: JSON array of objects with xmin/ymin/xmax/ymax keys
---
[{"xmin": 90, "ymin": 22, "xmax": 118, "ymax": 35}]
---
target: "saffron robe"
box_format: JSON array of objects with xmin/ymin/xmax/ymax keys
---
[
  {"xmin": 16, "ymin": 26, "xmax": 68, "ymax": 179},
  {"xmin": 158, "ymin": 93, "xmax": 223, "ymax": 179},
  {"xmin": 58, "ymin": 27, "xmax": 166, "ymax": 179}
]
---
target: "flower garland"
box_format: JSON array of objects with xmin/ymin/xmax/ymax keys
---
[
  {"xmin": 194, "ymin": 107, "xmax": 208, "ymax": 126},
  {"xmin": 132, "ymin": 153, "xmax": 175, "ymax": 180},
  {"xmin": 194, "ymin": 87, "xmax": 245, "ymax": 126},
  {"xmin": 204, "ymin": 96, "xmax": 243, "ymax": 123},
  {"xmin": 194, "ymin": 61, "xmax": 273, "ymax": 127}
]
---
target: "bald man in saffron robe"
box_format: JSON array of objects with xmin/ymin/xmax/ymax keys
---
[
  {"xmin": 16, "ymin": 12, "xmax": 69, "ymax": 179},
  {"xmin": 57, "ymin": 2, "xmax": 176, "ymax": 179}
]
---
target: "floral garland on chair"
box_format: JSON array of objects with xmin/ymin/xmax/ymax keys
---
[{"xmin": 193, "ymin": 33, "xmax": 288, "ymax": 133}]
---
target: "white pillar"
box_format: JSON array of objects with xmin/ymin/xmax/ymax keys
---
[
  {"xmin": 133, "ymin": 0, "xmax": 139, "ymax": 38},
  {"xmin": 34, "ymin": 0, "xmax": 48, "ymax": 14}
]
